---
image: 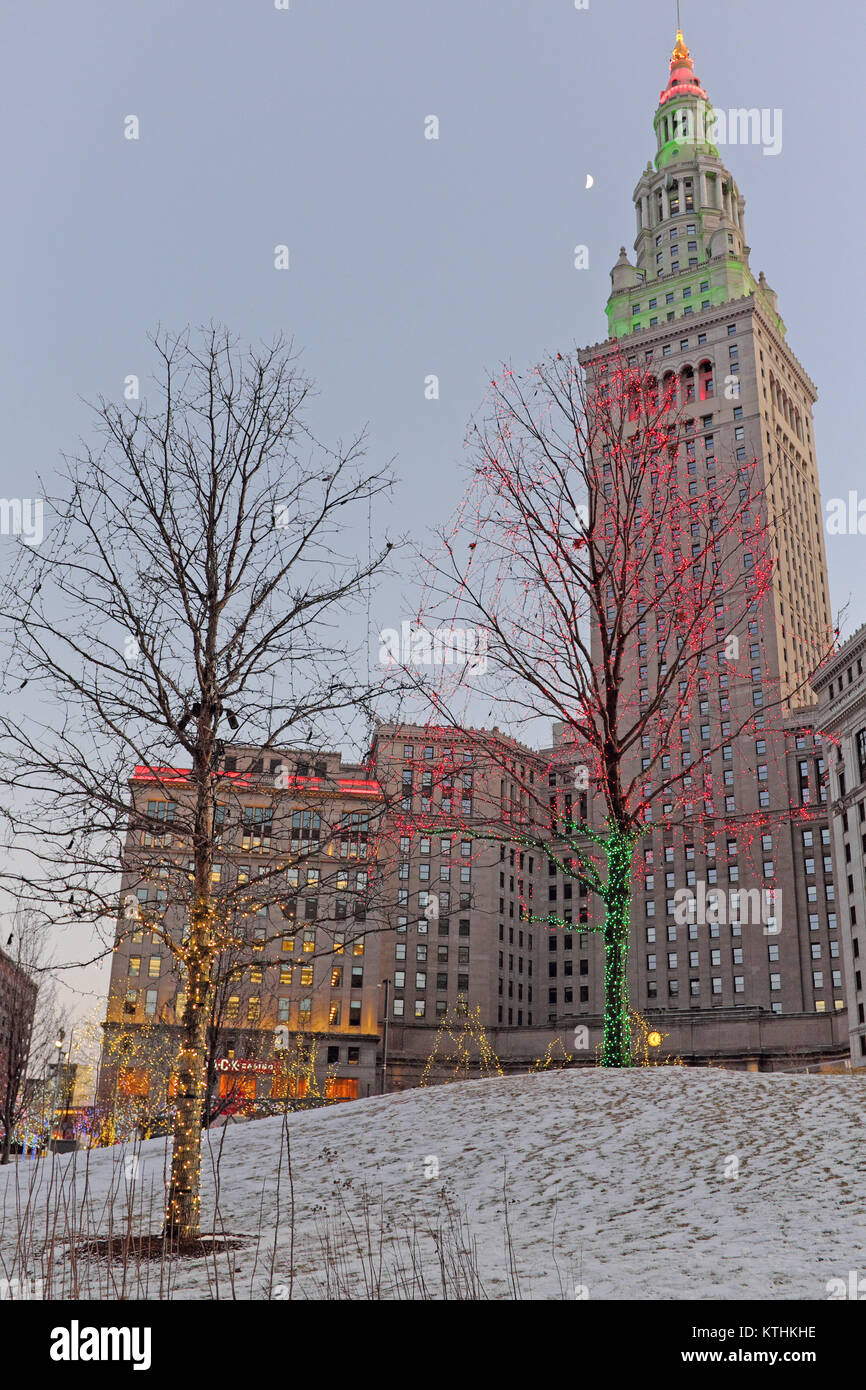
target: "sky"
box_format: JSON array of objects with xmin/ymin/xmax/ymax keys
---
[{"xmin": 2, "ymin": 0, "xmax": 864, "ymax": 1028}]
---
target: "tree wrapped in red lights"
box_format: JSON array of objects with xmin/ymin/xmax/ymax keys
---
[{"xmin": 422, "ymin": 349, "xmax": 811, "ymax": 1066}]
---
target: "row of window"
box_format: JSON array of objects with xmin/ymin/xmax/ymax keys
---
[
  {"xmin": 398, "ymin": 836, "xmax": 472, "ymax": 856},
  {"xmin": 401, "ymin": 744, "xmax": 474, "ymax": 763},
  {"xmin": 643, "ymin": 914, "xmax": 839, "ymax": 942},
  {"xmin": 400, "ymin": 796, "xmax": 473, "ymax": 815},
  {"xmin": 397, "ymin": 862, "xmax": 472, "ymax": 882},
  {"xmin": 395, "ymin": 941, "xmax": 463, "ymax": 962},
  {"xmin": 394, "ymin": 971, "xmax": 469, "ymax": 992},
  {"xmin": 393, "ymin": 999, "xmax": 444, "ymax": 1018},
  {"xmin": 276, "ymin": 998, "xmax": 363, "ymax": 1027}
]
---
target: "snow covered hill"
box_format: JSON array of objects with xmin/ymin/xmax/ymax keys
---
[{"xmin": 3, "ymin": 1068, "xmax": 865, "ymax": 1299}]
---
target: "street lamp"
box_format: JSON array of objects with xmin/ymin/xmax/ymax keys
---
[
  {"xmin": 380, "ymin": 981, "xmax": 390, "ymax": 1095},
  {"xmin": 48, "ymin": 1029, "xmax": 65, "ymax": 1148}
]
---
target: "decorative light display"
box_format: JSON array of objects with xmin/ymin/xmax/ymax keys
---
[
  {"xmin": 420, "ymin": 995, "xmax": 503, "ymax": 1086},
  {"xmin": 629, "ymin": 1012, "xmax": 682, "ymax": 1067},
  {"xmin": 405, "ymin": 345, "xmax": 837, "ymax": 1069},
  {"xmin": 530, "ymin": 1038, "xmax": 574, "ymax": 1071}
]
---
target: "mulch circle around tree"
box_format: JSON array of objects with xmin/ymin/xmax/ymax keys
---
[{"xmin": 78, "ymin": 1233, "xmax": 249, "ymax": 1262}]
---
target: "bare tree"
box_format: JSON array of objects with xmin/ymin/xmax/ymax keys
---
[
  {"xmin": 0, "ymin": 911, "xmax": 57, "ymax": 1162},
  {"xmin": 421, "ymin": 350, "xmax": 827, "ymax": 1066},
  {"xmin": 0, "ymin": 326, "xmax": 396, "ymax": 1236}
]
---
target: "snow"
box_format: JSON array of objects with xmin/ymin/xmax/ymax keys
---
[{"xmin": 2, "ymin": 1068, "xmax": 865, "ymax": 1299}]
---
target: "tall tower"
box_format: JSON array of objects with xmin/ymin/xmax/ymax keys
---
[
  {"xmin": 573, "ymin": 29, "xmax": 847, "ymax": 1063},
  {"xmin": 601, "ymin": 29, "xmax": 832, "ymax": 713}
]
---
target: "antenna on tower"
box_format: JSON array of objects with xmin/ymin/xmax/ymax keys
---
[{"xmin": 677, "ymin": 0, "xmax": 682, "ymax": 31}]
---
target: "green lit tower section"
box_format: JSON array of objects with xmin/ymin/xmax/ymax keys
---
[{"xmin": 607, "ymin": 29, "xmax": 784, "ymax": 339}]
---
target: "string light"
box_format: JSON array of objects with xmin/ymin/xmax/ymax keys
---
[{"xmin": 420, "ymin": 995, "xmax": 503, "ymax": 1086}]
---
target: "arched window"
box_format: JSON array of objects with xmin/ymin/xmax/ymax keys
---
[
  {"xmin": 681, "ymin": 365, "xmax": 695, "ymax": 405},
  {"xmin": 662, "ymin": 371, "xmax": 677, "ymax": 412},
  {"xmin": 698, "ymin": 360, "xmax": 714, "ymax": 400},
  {"xmin": 645, "ymin": 375, "xmax": 659, "ymax": 413},
  {"xmin": 795, "ymin": 409, "xmax": 802, "ymax": 440}
]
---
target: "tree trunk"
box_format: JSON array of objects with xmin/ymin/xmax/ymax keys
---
[
  {"xmin": 601, "ymin": 827, "xmax": 634, "ymax": 1067},
  {"xmin": 163, "ymin": 902, "xmax": 212, "ymax": 1241}
]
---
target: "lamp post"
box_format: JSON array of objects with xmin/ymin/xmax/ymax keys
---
[
  {"xmin": 49, "ymin": 1029, "xmax": 65, "ymax": 1149},
  {"xmin": 380, "ymin": 980, "xmax": 390, "ymax": 1095}
]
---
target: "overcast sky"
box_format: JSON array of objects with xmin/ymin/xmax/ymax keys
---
[{"xmin": 2, "ymin": 0, "xmax": 863, "ymax": 1026}]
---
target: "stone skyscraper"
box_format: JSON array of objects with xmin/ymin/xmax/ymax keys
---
[
  {"xmin": 576, "ymin": 29, "xmax": 847, "ymax": 1063},
  {"xmin": 602, "ymin": 29, "xmax": 831, "ymax": 711}
]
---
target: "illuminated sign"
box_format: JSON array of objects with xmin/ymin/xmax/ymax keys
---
[{"xmin": 214, "ymin": 1057, "xmax": 276, "ymax": 1076}]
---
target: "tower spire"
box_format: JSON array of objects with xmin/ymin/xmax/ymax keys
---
[{"xmin": 660, "ymin": 20, "xmax": 705, "ymax": 105}]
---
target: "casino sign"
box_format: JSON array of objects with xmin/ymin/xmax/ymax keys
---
[{"xmin": 214, "ymin": 1057, "xmax": 277, "ymax": 1076}]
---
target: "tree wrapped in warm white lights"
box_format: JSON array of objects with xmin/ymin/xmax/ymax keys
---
[{"xmin": 0, "ymin": 327, "xmax": 396, "ymax": 1239}]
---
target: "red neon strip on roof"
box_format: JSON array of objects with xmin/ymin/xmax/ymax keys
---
[{"xmin": 131, "ymin": 766, "xmax": 381, "ymax": 795}]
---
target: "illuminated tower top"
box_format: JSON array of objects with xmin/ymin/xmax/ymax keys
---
[{"xmin": 606, "ymin": 28, "xmax": 784, "ymax": 340}]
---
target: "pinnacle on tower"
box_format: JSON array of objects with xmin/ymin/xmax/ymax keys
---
[{"xmin": 659, "ymin": 26, "xmax": 707, "ymax": 106}]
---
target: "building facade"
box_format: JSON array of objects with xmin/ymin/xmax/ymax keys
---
[
  {"xmin": 573, "ymin": 28, "xmax": 847, "ymax": 1066},
  {"xmin": 813, "ymin": 625, "xmax": 866, "ymax": 1066},
  {"xmin": 99, "ymin": 747, "xmax": 386, "ymax": 1112},
  {"xmin": 0, "ymin": 946, "xmax": 38, "ymax": 1109}
]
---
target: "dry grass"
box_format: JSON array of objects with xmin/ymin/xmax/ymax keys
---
[{"xmin": 0, "ymin": 1113, "xmax": 522, "ymax": 1300}]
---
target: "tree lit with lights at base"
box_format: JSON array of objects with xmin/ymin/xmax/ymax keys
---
[
  {"xmin": 420, "ymin": 350, "xmax": 831, "ymax": 1066},
  {"xmin": 0, "ymin": 327, "xmax": 396, "ymax": 1239}
]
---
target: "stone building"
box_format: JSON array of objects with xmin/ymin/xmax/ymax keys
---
[
  {"xmin": 812, "ymin": 625, "xmax": 866, "ymax": 1066},
  {"xmin": 99, "ymin": 747, "xmax": 386, "ymax": 1111},
  {"xmin": 0, "ymin": 945, "xmax": 38, "ymax": 1102},
  {"xmin": 570, "ymin": 27, "xmax": 847, "ymax": 1069}
]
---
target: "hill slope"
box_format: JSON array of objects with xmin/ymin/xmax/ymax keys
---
[{"xmin": 2, "ymin": 1068, "xmax": 864, "ymax": 1299}]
